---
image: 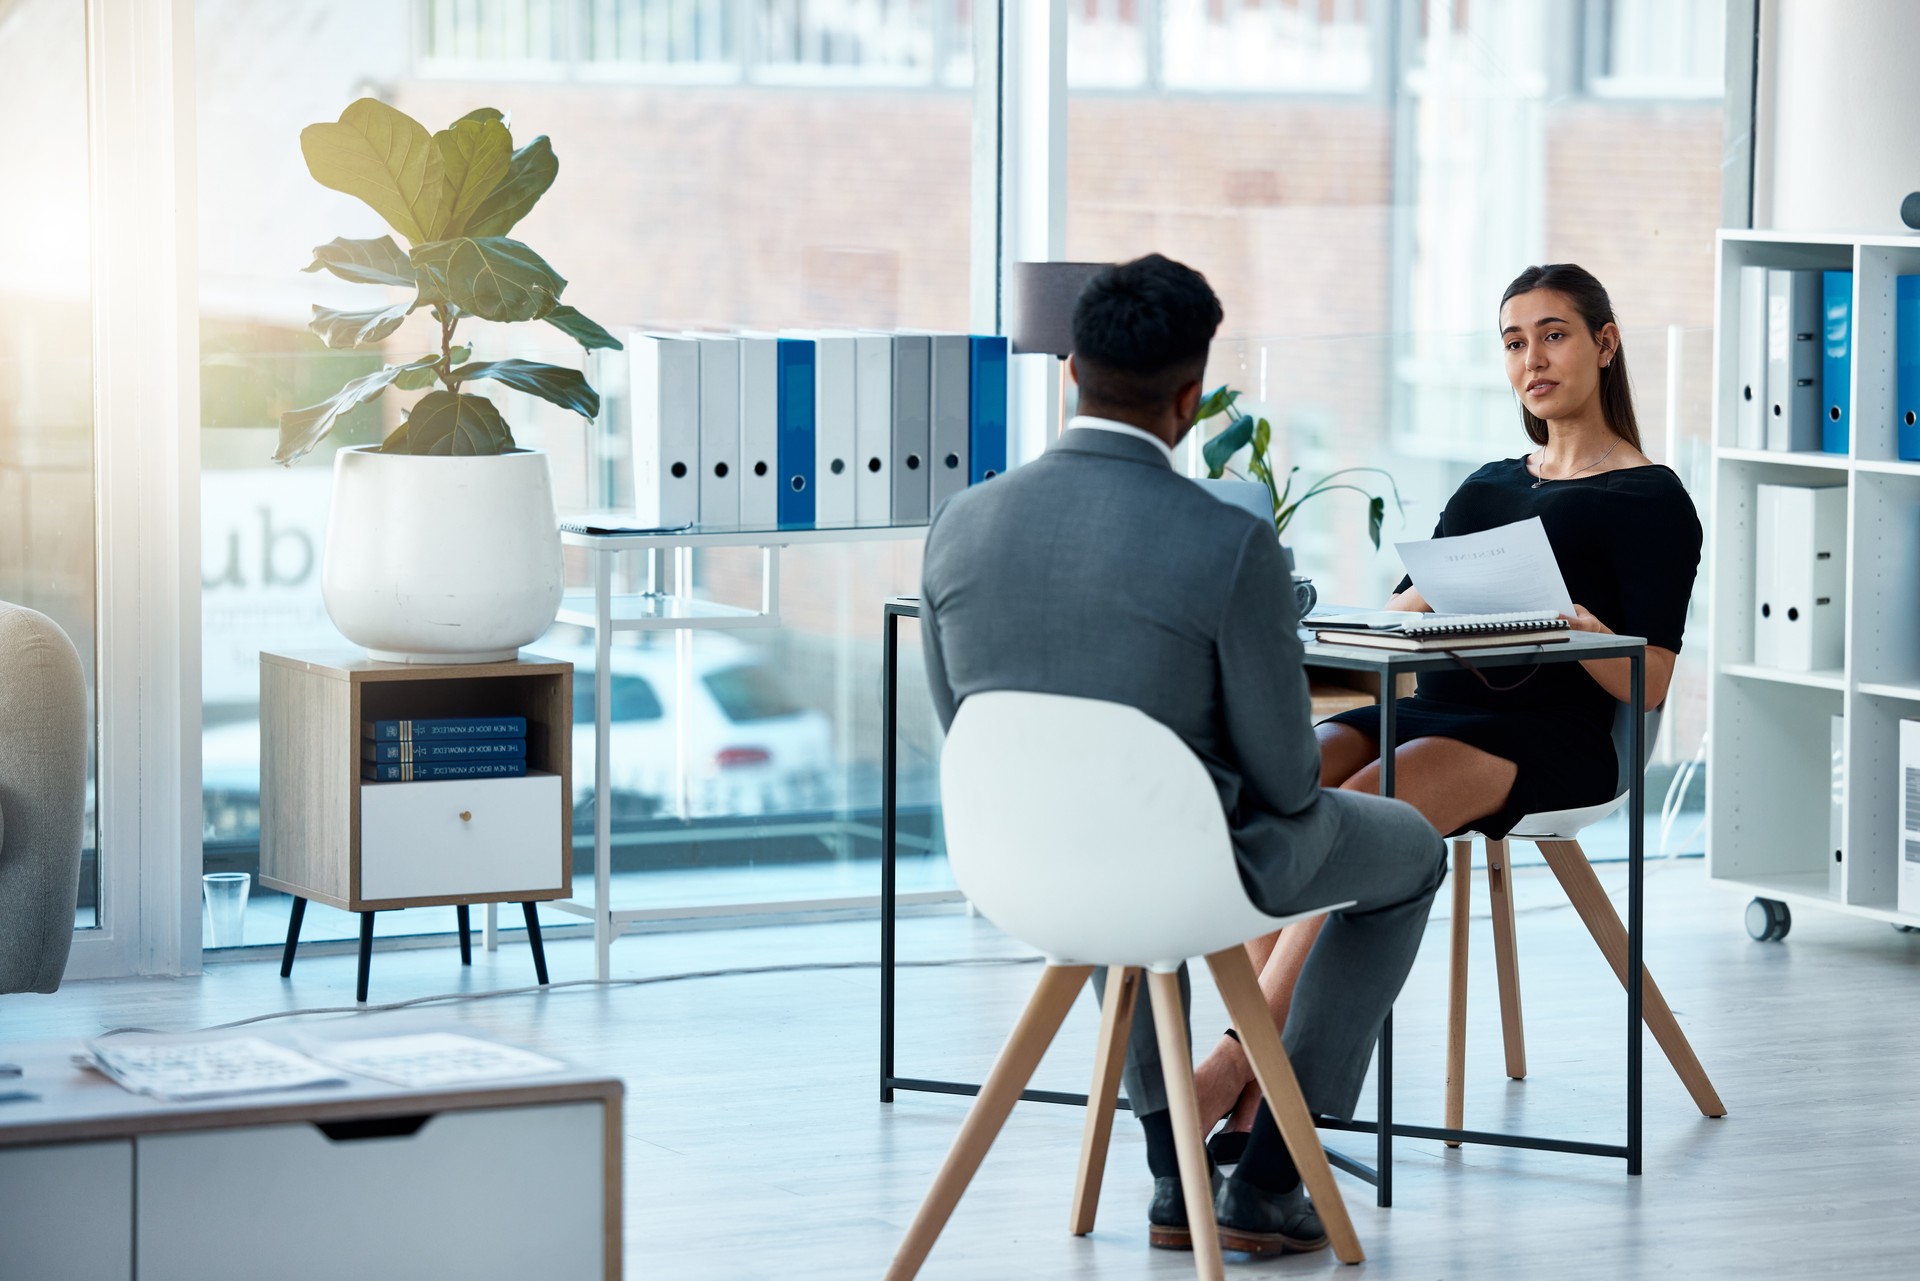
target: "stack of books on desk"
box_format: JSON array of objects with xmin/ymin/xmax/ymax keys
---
[
  {"xmin": 361, "ymin": 716, "xmax": 529, "ymax": 781},
  {"xmin": 1309, "ymin": 611, "xmax": 1570, "ymax": 651}
]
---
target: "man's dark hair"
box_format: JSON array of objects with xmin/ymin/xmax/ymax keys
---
[{"xmin": 1070, "ymin": 253, "xmax": 1223, "ymax": 416}]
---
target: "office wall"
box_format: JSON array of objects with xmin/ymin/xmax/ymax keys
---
[{"xmin": 1755, "ymin": 0, "xmax": 1920, "ymax": 234}]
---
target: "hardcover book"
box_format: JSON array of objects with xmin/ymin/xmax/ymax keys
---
[
  {"xmin": 364, "ymin": 717, "xmax": 527, "ymax": 742},
  {"xmin": 362, "ymin": 759, "xmax": 530, "ymax": 782},
  {"xmin": 363, "ymin": 738, "xmax": 528, "ymax": 763}
]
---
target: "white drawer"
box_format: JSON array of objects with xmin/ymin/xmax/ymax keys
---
[
  {"xmin": 0, "ymin": 1141, "xmax": 133, "ymax": 1279},
  {"xmin": 359, "ymin": 771, "xmax": 562, "ymax": 901},
  {"xmin": 135, "ymin": 1101, "xmax": 605, "ymax": 1281}
]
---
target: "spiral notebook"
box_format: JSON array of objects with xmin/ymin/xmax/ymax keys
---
[{"xmin": 1309, "ymin": 610, "xmax": 1570, "ymax": 651}]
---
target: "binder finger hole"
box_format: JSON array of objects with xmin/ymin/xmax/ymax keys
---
[
  {"xmin": 714, "ymin": 462, "xmax": 729, "ymax": 478},
  {"xmin": 671, "ymin": 462, "xmax": 687, "ymax": 479},
  {"xmin": 754, "ymin": 461, "xmax": 768, "ymax": 476},
  {"xmin": 831, "ymin": 458, "xmax": 845, "ymax": 475},
  {"xmin": 867, "ymin": 457, "xmax": 882, "ymax": 473},
  {"xmin": 944, "ymin": 453, "xmax": 960, "ymax": 470},
  {"xmin": 906, "ymin": 454, "xmax": 922, "ymax": 470},
  {"xmin": 790, "ymin": 475, "xmax": 807, "ymax": 492}
]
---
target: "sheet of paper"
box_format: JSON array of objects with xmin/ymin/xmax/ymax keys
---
[
  {"xmin": 86, "ymin": 1037, "xmax": 348, "ymax": 1102},
  {"xmin": 1393, "ymin": 517, "xmax": 1574, "ymax": 616},
  {"xmin": 304, "ymin": 1033, "xmax": 565, "ymax": 1090}
]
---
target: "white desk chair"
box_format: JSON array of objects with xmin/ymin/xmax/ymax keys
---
[
  {"xmin": 1443, "ymin": 704, "xmax": 1725, "ymax": 1139},
  {"xmin": 885, "ymin": 691, "xmax": 1362, "ymax": 1281}
]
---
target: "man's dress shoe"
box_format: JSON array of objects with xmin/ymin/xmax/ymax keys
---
[
  {"xmin": 1147, "ymin": 1166, "xmax": 1225, "ymax": 1250},
  {"xmin": 1213, "ymin": 1175, "xmax": 1330, "ymax": 1255}
]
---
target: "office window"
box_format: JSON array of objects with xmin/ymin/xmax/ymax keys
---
[
  {"xmin": 0, "ymin": 0, "xmax": 97, "ymax": 928},
  {"xmin": 1070, "ymin": 0, "xmax": 1727, "ymax": 859},
  {"xmin": 1066, "ymin": 0, "xmax": 1375, "ymax": 93},
  {"xmin": 196, "ymin": 0, "xmax": 964, "ymax": 941},
  {"xmin": 1586, "ymin": 0, "xmax": 1726, "ymax": 99},
  {"xmin": 418, "ymin": 0, "xmax": 973, "ymax": 86}
]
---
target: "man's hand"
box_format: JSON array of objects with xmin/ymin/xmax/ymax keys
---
[{"xmin": 1560, "ymin": 605, "xmax": 1612, "ymax": 634}]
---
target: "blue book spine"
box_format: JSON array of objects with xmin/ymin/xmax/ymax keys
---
[
  {"xmin": 776, "ymin": 338, "xmax": 816, "ymax": 526},
  {"xmin": 364, "ymin": 716, "xmax": 527, "ymax": 742},
  {"xmin": 362, "ymin": 759, "xmax": 529, "ymax": 782},
  {"xmin": 1822, "ymin": 270, "xmax": 1851, "ymax": 454},
  {"xmin": 364, "ymin": 738, "xmax": 528, "ymax": 763},
  {"xmin": 1899, "ymin": 276, "xmax": 1920, "ymax": 461},
  {"xmin": 968, "ymin": 335, "xmax": 1009, "ymax": 485}
]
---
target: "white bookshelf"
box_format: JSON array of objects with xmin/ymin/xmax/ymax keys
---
[{"xmin": 1708, "ymin": 230, "xmax": 1920, "ymax": 937}]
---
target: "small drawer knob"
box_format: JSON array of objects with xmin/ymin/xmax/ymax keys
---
[{"xmin": 460, "ymin": 810, "xmax": 472, "ymax": 822}]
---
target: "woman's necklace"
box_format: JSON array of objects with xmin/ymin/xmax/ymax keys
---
[{"xmin": 1530, "ymin": 436, "xmax": 1621, "ymax": 489}]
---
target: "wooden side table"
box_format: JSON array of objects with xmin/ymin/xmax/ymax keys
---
[{"xmin": 260, "ymin": 651, "xmax": 573, "ymax": 1001}]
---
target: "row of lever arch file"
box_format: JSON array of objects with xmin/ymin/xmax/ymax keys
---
[
  {"xmin": 1736, "ymin": 268, "xmax": 1920, "ymax": 459},
  {"xmin": 629, "ymin": 329, "xmax": 1010, "ymax": 529},
  {"xmin": 1734, "ymin": 267, "xmax": 1851, "ymax": 454}
]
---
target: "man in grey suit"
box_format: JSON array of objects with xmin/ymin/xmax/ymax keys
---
[{"xmin": 919, "ymin": 254, "xmax": 1446, "ymax": 1255}]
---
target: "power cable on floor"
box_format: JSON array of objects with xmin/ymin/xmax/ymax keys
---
[{"xmin": 91, "ymin": 955, "xmax": 1046, "ymax": 1038}]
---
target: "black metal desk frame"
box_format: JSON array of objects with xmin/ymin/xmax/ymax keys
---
[{"xmin": 880, "ymin": 597, "xmax": 1649, "ymax": 1208}]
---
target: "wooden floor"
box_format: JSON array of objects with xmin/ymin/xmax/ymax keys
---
[{"xmin": 10, "ymin": 859, "xmax": 1920, "ymax": 1278}]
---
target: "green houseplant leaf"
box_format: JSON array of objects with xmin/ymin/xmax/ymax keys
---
[
  {"xmin": 1193, "ymin": 384, "xmax": 1239, "ymax": 425},
  {"xmin": 300, "ymin": 98, "xmax": 446, "ymax": 245},
  {"xmin": 542, "ymin": 304, "xmax": 624, "ymax": 351},
  {"xmin": 391, "ymin": 349, "xmax": 465, "ymax": 391},
  {"xmin": 408, "ymin": 236, "xmax": 565, "ymax": 323},
  {"xmin": 1203, "ymin": 413, "xmax": 1257, "ymax": 478},
  {"xmin": 457, "ymin": 107, "xmax": 506, "ymax": 125},
  {"xmin": 384, "ymin": 389, "xmax": 514, "ymax": 455},
  {"xmin": 429, "ymin": 117, "xmax": 514, "ymax": 240},
  {"xmin": 303, "ymin": 235, "xmax": 418, "ymax": 287},
  {"xmin": 308, "ymin": 301, "xmax": 412, "ymax": 350},
  {"xmin": 451, "ymin": 358, "xmax": 599, "ymax": 418},
  {"xmin": 275, "ymin": 363, "xmax": 413, "ymax": 464},
  {"xmin": 464, "ymin": 135, "xmax": 557, "ymax": 238}
]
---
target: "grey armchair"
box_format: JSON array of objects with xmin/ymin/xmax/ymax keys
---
[{"xmin": 0, "ymin": 599, "xmax": 87, "ymax": 995}]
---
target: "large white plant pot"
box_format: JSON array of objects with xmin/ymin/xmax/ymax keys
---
[{"xmin": 322, "ymin": 446, "xmax": 564, "ymax": 664}]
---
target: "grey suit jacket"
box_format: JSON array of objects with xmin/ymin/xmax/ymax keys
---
[{"xmin": 920, "ymin": 426, "xmax": 1341, "ymax": 909}]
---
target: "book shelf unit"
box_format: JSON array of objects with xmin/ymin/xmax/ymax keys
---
[{"xmin": 1708, "ymin": 230, "xmax": 1920, "ymax": 937}]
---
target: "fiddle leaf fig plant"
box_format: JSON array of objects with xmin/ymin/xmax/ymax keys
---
[
  {"xmin": 1196, "ymin": 385, "xmax": 1404, "ymax": 549},
  {"xmin": 275, "ymin": 99, "xmax": 622, "ymax": 464}
]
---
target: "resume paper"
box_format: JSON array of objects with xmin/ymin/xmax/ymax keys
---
[{"xmin": 1394, "ymin": 517, "xmax": 1574, "ymax": 616}]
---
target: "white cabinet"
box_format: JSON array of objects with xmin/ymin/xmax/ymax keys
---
[
  {"xmin": 0, "ymin": 1042, "xmax": 623, "ymax": 1281},
  {"xmin": 135, "ymin": 1102, "xmax": 604, "ymax": 1281},
  {"xmin": 0, "ymin": 1141, "xmax": 133, "ymax": 1279}
]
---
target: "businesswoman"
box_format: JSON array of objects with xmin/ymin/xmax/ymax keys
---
[{"xmin": 1194, "ymin": 263, "xmax": 1703, "ymax": 1158}]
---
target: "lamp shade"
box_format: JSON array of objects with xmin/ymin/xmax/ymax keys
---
[{"xmin": 1009, "ymin": 261, "xmax": 1110, "ymax": 357}]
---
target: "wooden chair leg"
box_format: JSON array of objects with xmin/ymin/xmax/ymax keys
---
[
  {"xmin": 1536, "ymin": 841, "xmax": 1727, "ymax": 1118},
  {"xmin": 1486, "ymin": 838, "xmax": 1528, "ymax": 1080},
  {"xmin": 1146, "ymin": 970, "xmax": 1224, "ymax": 1281},
  {"xmin": 1205, "ymin": 947, "xmax": 1365, "ymax": 1266},
  {"xmin": 1071, "ymin": 967, "xmax": 1139, "ymax": 1236},
  {"xmin": 1445, "ymin": 839, "xmax": 1471, "ymax": 1145},
  {"xmin": 885, "ymin": 964, "xmax": 1093, "ymax": 1281}
]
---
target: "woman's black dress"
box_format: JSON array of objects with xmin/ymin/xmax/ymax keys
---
[{"xmin": 1325, "ymin": 457, "xmax": 1702, "ymax": 839}]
